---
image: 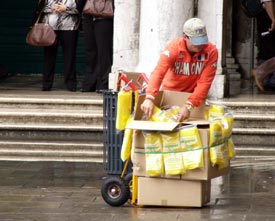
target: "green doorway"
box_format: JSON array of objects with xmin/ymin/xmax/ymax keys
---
[{"xmin": 0, "ymin": 1, "xmax": 85, "ymax": 75}]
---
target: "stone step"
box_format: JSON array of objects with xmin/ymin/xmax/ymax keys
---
[
  {"xmin": 230, "ymin": 157, "xmax": 275, "ymax": 168},
  {"xmin": 0, "ymin": 91, "xmax": 106, "ymax": 162},
  {"xmin": 210, "ymin": 100, "xmax": 275, "ymax": 114},
  {"xmin": 234, "ymin": 145, "xmax": 275, "ymax": 156},
  {"xmin": 0, "ymin": 124, "xmax": 103, "ymax": 141},
  {"xmin": 0, "ymin": 150, "xmax": 103, "ymax": 158},
  {"xmin": 232, "ymin": 128, "xmax": 275, "ymax": 146},
  {"xmin": 0, "ymin": 140, "xmax": 104, "ymax": 163},
  {"xmin": 0, "ymin": 155, "xmax": 103, "ymax": 163},
  {"xmin": 0, "ymin": 140, "xmax": 103, "ymax": 151},
  {"xmin": 233, "ymin": 113, "xmax": 275, "ymax": 129},
  {"xmin": 0, "ymin": 94, "xmax": 103, "ymax": 110},
  {"xmin": 0, "ymin": 108, "xmax": 103, "ymax": 126}
]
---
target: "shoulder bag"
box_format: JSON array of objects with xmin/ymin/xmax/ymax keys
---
[
  {"xmin": 83, "ymin": 0, "xmax": 114, "ymax": 17},
  {"xmin": 26, "ymin": 7, "xmax": 56, "ymax": 47}
]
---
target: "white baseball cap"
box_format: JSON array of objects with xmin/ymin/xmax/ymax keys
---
[{"xmin": 183, "ymin": 18, "xmax": 208, "ymax": 45}]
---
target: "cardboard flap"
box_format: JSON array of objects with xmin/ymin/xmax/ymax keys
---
[
  {"xmin": 161, "ymin": 91, "xmax": 205, "ymax": 119},
  {"xmin": 182, "ymin": 119, "xmax": 210, "ymax": 126},
  {"xmin": 126, "ymin": 120, "xmax": 179, "ymax": 131}
]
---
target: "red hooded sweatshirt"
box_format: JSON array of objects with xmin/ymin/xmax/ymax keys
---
[{"xmin": 146, "ymin": 37, "xmax": 218, "ymax": 107}]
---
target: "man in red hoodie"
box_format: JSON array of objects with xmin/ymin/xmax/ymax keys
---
[{"xmin": 141, "ymin": 17, "xmax": 218, "ymax": 121}]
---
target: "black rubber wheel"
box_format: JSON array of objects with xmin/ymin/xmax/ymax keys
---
[
  {"xmin": 124, "ymin": 173, "xmax": 133, "ymax": 185},
  {"xmin": 124, "ymin": 173, "xmax": 133, "ymax": 200},
  {"xmin": 101, "ymin": 175, "xmax": 130, "ymax": 207}
]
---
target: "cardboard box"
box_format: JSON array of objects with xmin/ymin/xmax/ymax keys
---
[
  {"xmin": 137, "ymin": 177, "xmax": 211, "ymax": 207},
  {"xmin": 128, "ymin": 91, "xmax": 230, "ymax": 180},
  {"xmin": 131, "ymin": 129, "xmax": 230, "ymax": 180}
]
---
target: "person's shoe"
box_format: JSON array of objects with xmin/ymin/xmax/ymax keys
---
[
  {"xmin": 96, "ymin": 89, "xmax": 106, "ymax": 94},
  {"xmin": 252, "ymin": 69, "xmax": 264, "ymax": 91},
  {"xmin": 80, "ymin": 88, "xmax": 95, "ymax": 92},
  {"xmin": 264, "ymin": 83, "xmax": 275, "ymax": 91},
  {"xmin": 67, "ymin": 87, "xmax": 77, "ymax": 92},
  {"xmin": 42, "ymin": 87, "xmax": 51, "ymax": 91}
]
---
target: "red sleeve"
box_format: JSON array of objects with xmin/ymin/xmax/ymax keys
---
[
  {"xmin": 145, "ymin": 41, "xmax": 178, "ymax": 99},
  {"xmin": 187, "ymin": 45, "xmax": 218, "ymax": 107}
]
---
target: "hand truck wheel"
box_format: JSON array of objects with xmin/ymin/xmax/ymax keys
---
[
  {"xmin": 123, "ymin": 173, "xmax": 133, "ymax": 200},
  {"xmin": 101, "ymin": 175, "xmax": 130, "ymax": 207}
]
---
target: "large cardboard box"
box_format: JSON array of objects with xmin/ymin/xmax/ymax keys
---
[
  {"xmin": 128, "ymin": 91, "xmax": 230, "ymax": 180},
  {"xmin": 131, "ymin": 129, "xmax": 230, "ymax": 180},
  {"xmin": 137, "ymin": 177, "xmax": 211, "ymax": 207}
]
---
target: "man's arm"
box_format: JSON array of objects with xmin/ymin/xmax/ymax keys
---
[
  {"xmin": 145, "ymin": 49, "xmax": 174, "ymax": 101},
  {"xmin": 141, "ymin": 42, "xmax": 176, "ymax": 118}
]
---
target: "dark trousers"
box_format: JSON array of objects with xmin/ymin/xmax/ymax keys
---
[
  {"xmin": 257, "ymin": 12, "xmax": 275, "ymax": 60},
  {"xmin": 93, "ymin": 19, "xmax": 113, "ymax": 90},
  {"xmin": 82, "ymin": 18, "xmax": 113, "ymax": 91},
  {"xmin": 43, "ymin": 30, "xmax": 78, "ymax": 90},
  {"xmin": 256, "ymin": 11, "xmax": 275, "ymax": 86},
  {"xmin": 81, "ymin": 14, "xmax": 97, "ymax": 91}
]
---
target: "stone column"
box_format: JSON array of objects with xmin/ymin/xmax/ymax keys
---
[
  {"xmin": 198, "ymin": 0, "xmax": 225, "ymax": 99},
  {"xmin": 112, "ymin": 0, "xmax": 140, "ymax": 71},
  {"xmin": 136, "ymin": 0, "xmax": 194, "ymax": 75}
]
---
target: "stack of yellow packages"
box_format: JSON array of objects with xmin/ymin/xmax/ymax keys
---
[{"xmin": 123, "ymin": 91, "xmax": 235, "ymax": 207}]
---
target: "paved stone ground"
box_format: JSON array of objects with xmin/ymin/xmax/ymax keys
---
[
  {"xmin": 0, "ymin": 74, "xmax": 275, "ymax": 220},
  {"xmin": 0, "ymin": 160, "xmax": 275, "ymax": 221}
]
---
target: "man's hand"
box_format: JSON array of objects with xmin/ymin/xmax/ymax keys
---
[
  {"xmin": 140, "ymin": 99, "xmax": 154, "ymax": 119},
  {"xmin": 177, "ymin": 106, "xmax": 191, "ymax": 122}
]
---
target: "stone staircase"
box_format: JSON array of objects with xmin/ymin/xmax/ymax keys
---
[
  {"xmin": 0, "ymin": 92, "xmax": 104, "ymax": 162},
  {"xmin": 210, "ymin": 97, "xmax": 275, "ymax": 165},
  {"xmin": 0, "ymin": 86, "xmax": 273, "ymax": 165}
]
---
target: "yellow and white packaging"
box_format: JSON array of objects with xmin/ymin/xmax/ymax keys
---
[
  {"xmin": 120, "ymin": 117, "xmax": 134, "ymax": 162},
  {"xmin": 120, "ymin": 128, "xmax": 133, "ymax": 162},
  {"xmin": 144, "ymin": 132, "xmax": 164, "ymax": 177},
  {"xmin": 208, "ymin": 104, "xmax": 226, "ymax": 121},
  {"xmin": 179, "ymin": 125, "xmax": 204, "ymax": 170},
  {"xmin": 161, "ymin": 132, "xmax": 185, "ymax": 175},
  {"xmin": 148, "ymin": 106, "xmax": 177, "ymax": 122},
  {"xmin": 162, "ymin": 105, "xmax": 181, "ymax": 120},
  {"xmin": 222, "ymin": 113, "xmax": 235, "ymax": 159},
  {"xmin": 116, "ymin": 91, "xmax": 132, "ymax": 130},
  {"xmin": 209, "ymin": 119, "xmax": 229, "ymax": 169}
]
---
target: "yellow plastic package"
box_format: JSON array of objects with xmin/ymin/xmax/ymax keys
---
[
  {"xmin": 116, "ymin": 91, "xmax": 132, "ymax": 130},
  {"xmin": 222, "ymin": 113, "xmax": 235, "ymax": 159},
  {"xmin": 144, "ymin": 132, "xmax": 164, "ymax": 176},
  {"xmin": 148, "ymin": 106, "xmax": 177, "ymax": 122},
  {"xmin": 209, "ymin": 118, "xmax": 229, "ymax": 169},
  {"xmin": 179, "ymin": 125, "xmax": 204, "ymax": 170},
  {"xmin": 162, "ymin": 105, "xmax": 181, "ymax": 120},
  {"xmin": 208, "ymin": 104, "xmax": 226, "ymax": 121},
  {"xmin": 120, "ymin": 117, "xmax": 134, "ymax": 162},
  {"xmin": 161, "ymin": 132, "xmax": 185, "ymax": 175}
]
